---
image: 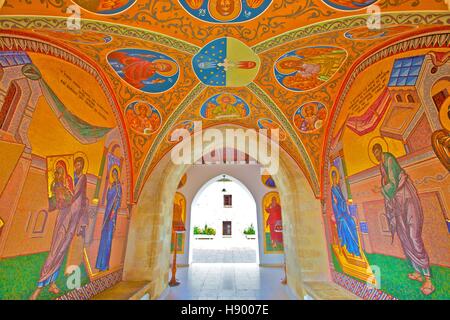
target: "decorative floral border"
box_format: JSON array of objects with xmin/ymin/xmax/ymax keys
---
[
  {"xmin": 2, "ymin": 12, "xmax": 449, "ymax": 55},
  {"xmin": 0, "ymin": 16, "xmax": 200, "ymax": 54},
  {"xmin": 253, "ymin": 12, "xmax": 450, "ymax": 53}
]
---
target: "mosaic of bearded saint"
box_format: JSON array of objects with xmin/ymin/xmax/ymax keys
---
[
  {"xmin": 372, "ymin": 144, "xmax": 435, "ymax": 296},
  {"xmin": 31, "ymin": 157, "xmax": 88, "ymax": 300}
]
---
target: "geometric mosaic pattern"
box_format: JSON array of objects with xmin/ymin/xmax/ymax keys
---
[
  {"xmin": 56, "ymin": 270, "xmax": 123, "ymax": 300},
  {"xmin": 331, "ymin": 270, "xmax": 397, "ymax": 300}
]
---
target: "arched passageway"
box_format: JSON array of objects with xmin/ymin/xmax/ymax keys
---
[
  {"xmin": 122, "ymin": 125, "xmax": 352, "ymax": 300},
  {"xmin": 1, "ymin": 4, "xmax": 449, "ymax": 302}
]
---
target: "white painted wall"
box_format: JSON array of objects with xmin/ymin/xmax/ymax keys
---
[
  {"xmin": 191, "ymin": 180, "xmax": 257, "ymax": 241},
  {"xmin": 176, "ymin": 164, "xmax": 284, "ymax": 266}
]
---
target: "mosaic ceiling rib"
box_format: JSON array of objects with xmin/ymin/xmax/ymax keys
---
[
  {"xmin": 0, "ymin": 16, "xmax": 200, "ymax": 54},
  {"xmin": 247, "ymin": 82, "xmax": 320, "ymax": 196},
  {"xmin": 3, "ymin": 12, "xmax": 449, "ymax": 56},
  {"xmin": 252, "ymin": 11, "xmax": 450, "ymax": 53},
  {"xmin": 134, "ymin": 82, "xmax": 207, "ymax": 196}
]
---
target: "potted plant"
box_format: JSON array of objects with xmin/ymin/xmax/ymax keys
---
[
  {"xmin": 243, "ymin": 224, "xmax": 256, "ymax": 239},
  {"xmin": 193, "ymin": 224, "xmax": 216, "ymax": 240}
]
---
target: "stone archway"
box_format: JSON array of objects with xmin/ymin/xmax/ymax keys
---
[{"xmin": 122, "ymin": 125, "xmax": 337, "ymax": 299}]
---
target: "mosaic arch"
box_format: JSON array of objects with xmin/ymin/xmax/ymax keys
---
[
  {"xmin": 35, "ymin": 29, "xmax": 112, "ymax": 44},
  {"xmin": 72, "ymin": 0, "xmax": 137, "ymax": 15},
  {"xmin": 177, "ymin": 174, "xmax": 188, "ymax": 189},
  {"xmin": 344, "ymin": 25, "xmax": 417, "ymax": 41},
  {"xmin": 1, "ymin": 0, "xmax": 450, "ymax": 301},
  {"xmin": 167, "ymin": 120, "xmax": 196, "ymax": 143},
  {"xmin": 178, "ymin": 0, "xmax": 273, "ymax": 23},
  {"xmin": 321, "ymin": 0, "xmax": 379, "ymax": 11},
  {"xmin": 107, "ymin": 49, "xmax": 180, "ymax": 94},
  {"xmin": 274, "ymin": 46, "xmax": 347, "ymax": 92},
  {"xmin": 200, "ymin": 93, "xmax": 250, "ymax": 120},
  {"xmin": 257, "ymin": 118, "xmax": 287, "ymax": 141}
]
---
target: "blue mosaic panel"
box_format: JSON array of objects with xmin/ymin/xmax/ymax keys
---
[{"xmin": 179, "ymin": 0, "xmax": 272, "ymax": 24}]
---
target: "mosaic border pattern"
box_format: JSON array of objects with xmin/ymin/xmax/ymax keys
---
[
  {"xmin": 0, "ymin": 16, "xmax": 200, "ymax": 54},
  {"xmin": 2, "ymin": 12, "xmax": 449, "ymax": 56},
  {"xmin": 252, "ymin": 12, "xmax": 450, "ymax": 53},
  {"xmin": 56, "ymin": 269, "xmax": 123, "ymax": 300},
  {"xmin": 331, "ymin": 270, "xmax": 397, "ymax": 300}
]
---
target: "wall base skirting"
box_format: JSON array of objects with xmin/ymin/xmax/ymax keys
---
[
  {"xmin": 331, "ymin": 270, "xmax": 397, "ymax": 300},
  {"xmin": 57, "ymin": 269, "xmax": 123, "ymax": 300}
]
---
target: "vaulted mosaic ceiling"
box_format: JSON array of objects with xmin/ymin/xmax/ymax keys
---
[{"xmin": 1, "ymin": 0, "xmax": 449, "ymax": 201}]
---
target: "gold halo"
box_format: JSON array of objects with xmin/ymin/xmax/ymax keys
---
[
  {"xmin": 439, "ymin": 97, "xmax": 450, "ymax": 131},
  {"xmin": 315, "ymin": 119, "xmax": 323, "ymax": 130},
  {"xmin": 301, "ymin": 102, "xmax": 318, "ymax": 117},
  {"xmin": 217, "ymin": 93, "xmax": 237, "ymax": 105},
  {"xmin": 74, "ymin": 152, "xmax": 89, "ymax": 174},
  {"xmin": 208, "ymin": 0, "xmax": 242, "ymax": 21},
  {"xmin": 276, "ymin": 56, "xmax": 302, "ymax": 75},
  {"xmin": 133, "ymin": 101, "xmax": 150, "ymax": 115},
  {"xmin": 368, "ymin": 136, "xmax": 389, "ymax": 165},
  {"xmin": 152, "ymin": 59, "xmax": 179, "ymax": 77},
  {"xmin": 109, "ymin": 164, "xmax": 121, "ymax": 183},
  {"xmin": 329, "ymin": 166, "xmax": 340, "ymax": 185},
  {"xmin": 53, "ymin": 158, "xmax": 72, "ymax": 179},
  {"xmin": 54, "ymin": 158, "xmax": 70, "ymax": 170}
]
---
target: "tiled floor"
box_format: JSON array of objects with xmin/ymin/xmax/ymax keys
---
[
  {"xmin": 162, "ymin": 263, "xmax": 295, "ymax": 300},
  {"xmin": 191, "ymin": 238, "xmax": 258, "ymax": 263},
  {"xmin": 192, "ymin": 248, "xmax": 257, "ymax": 263}
]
